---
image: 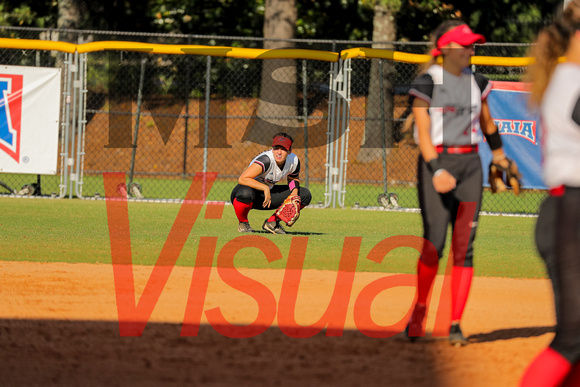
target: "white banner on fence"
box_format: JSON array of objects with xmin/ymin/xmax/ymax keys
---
[{"xmin": 0, "ymin": 65, "xmax": 61, "ymax": 175}]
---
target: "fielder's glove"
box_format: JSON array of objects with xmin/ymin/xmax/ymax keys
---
[
  {"xmin": 275, "ymin": 195, "xmax": 301, "ymax": 226},
  {"xmin": 489, "ymin": 158, "xmax": 522, "ymax": 195}
]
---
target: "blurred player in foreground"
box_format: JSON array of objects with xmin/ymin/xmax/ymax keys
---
[
  {"xmin": 405, "ymin": 20, "xmax": 520, "ymax": 346},
  {"xmin": 520, "ymin": 1, "xmax": 580, "ymax": 385},
  {"xmin": 230, "ymin": 132, "xmax": 311, "ymax": 234}
]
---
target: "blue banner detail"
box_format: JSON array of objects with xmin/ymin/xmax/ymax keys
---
[
  {"xmin": 0, "ymin": 80, "xmax": 13, "ymax": 146},
  {"xmin": 479, "ymin": 86, "xmax": 545, "ymax": 189}
]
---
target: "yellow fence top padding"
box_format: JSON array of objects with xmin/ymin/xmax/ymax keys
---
[
  {"xmin": 76, "ymin": 41, "xmax": 339, "ymax": 61},
  {"xmin": 470, "ymin": 55, "xmax": 534, "ymax": 66},
  {"xmin": 0, "ymin": 38, "xmax": 77, "ymax": 53},
  {"xmin": 0, "ymin": 37, "xmax": 539, "ymax": 66},
  {"xmin": 180, "ymin": 46, "xmax": 339, "ymax": 61},
  {"xmin": 341, "ymin": 48, "xmax": 432, "ymax": 64},
  {"xmin": 76, "ymin": 41, "xmax": 176, "ymax": 54}
]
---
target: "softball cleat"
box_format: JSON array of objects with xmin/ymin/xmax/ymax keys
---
[
  {"xmin": 405, "ymin": 303, "xmax": 427, "ymax": 341},
  {"xmin": 238, "ymin": 222, "xmax": 255, "ymax": 233},
  {"xmin": 449, "ymin": 322, "xmax": 469, "ymax": 347}
]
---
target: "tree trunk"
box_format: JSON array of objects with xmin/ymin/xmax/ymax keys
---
[
  {"xmin": 57, "ymin": 0, "xmax": 82, "ymax": 43},
  {"xmin": 357, "ymin": 3, "xmax": 397, "ymax": 162},
  {"xmin": 243, "ymin": 0, "xmax": 299, "ymax": 146}
]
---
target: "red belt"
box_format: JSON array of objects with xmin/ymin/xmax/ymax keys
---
[
  {"xmin": 549, "ymin": 185, "xmax": 565, "ymax": 196},
  {"xmin": 435, "ymin": 144, "xmax": 479, "ymax": 154}
]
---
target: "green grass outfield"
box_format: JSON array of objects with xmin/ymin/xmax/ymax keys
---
[{"xmin": 0, "ymin": 197, "xmax": 546, "ymax": 279}]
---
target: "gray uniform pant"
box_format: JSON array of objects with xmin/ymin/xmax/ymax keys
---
[
  {"xmin": 417, "ymin": 153, "xmax": 483, "ymax": 267},
  {"xmin": 536, "ymin": 187, "xmax": 580, "ymax": 363}
]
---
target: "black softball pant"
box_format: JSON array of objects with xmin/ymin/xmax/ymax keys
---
[
  {"xmin": 535, "ymin": 187, "xmax": 580, "ymax": 363},
  {"xmin": 230, "ymin": 184, "xmax": 312, "ymax": 210},
  {"xmin": 417, "ymin": 153, "xmax": 483, "ymax": 267}
]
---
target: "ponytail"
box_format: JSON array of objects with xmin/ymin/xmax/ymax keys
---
[{"xmin": 527, "ymin": 0, "xmax": 580, "ymax": 107}]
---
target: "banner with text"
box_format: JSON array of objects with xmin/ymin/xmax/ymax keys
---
[
  {"xmin": 479, "ymin": 81, "xmax": 545, "ymax": 190},
  {"xmin": 0, "ymin": 65, "xmax": 61, "ymax": 175}
]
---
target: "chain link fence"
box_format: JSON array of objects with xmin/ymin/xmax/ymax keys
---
[{"xmin": 0, "ymin": 27, "xmax": 545, "ymax": 213}]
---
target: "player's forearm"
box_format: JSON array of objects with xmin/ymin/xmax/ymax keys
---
[
  {"xmin": 483, "ymin": 126, "xmax": 507, "ymax": 162},
  {"xmin": 480, "ymin": 99, "xmax": 497, "ymax": 136},
  {"xmin": 417, "ymin": 125, "xmax": 439, "ymax": 163},
  {"xmin": 419, "ymin": 140, "xmax": 438, "ymax": 162},
  {"xmin": 413, "ymin": 106, "xmax": 438, "ymax": 162},
  {"xmin": 239, "ymin": 177, "xmax": 269, "ymax": 193},
  {"xmin": 288, "ymin": 178, "xmax": 300, "ymax": 195}
]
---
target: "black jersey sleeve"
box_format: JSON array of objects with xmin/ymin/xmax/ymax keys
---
[
  {"xmin": 252, "ymin": 154, "xmax": 271, "ymax": 172},
  {"xmin": 409, "ymin": 73, "xmax": 434, "ymax": 104},
  {"xmin": 474, "ymin": 73, "xmax": 492, "ymax": 100},
  {"xmin": 572, "ymin": 94, "xmax": 580, "ymax": 127},
  {"xmin": 288, "ymin": 158, "xmax": 301, "ymax": 178}
]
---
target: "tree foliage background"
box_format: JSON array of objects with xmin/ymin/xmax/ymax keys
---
[{"xmin": 0, "ymin": 0, "xmax": 563, "ymax": 44}]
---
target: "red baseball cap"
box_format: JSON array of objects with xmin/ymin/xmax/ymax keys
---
[
  {"xmin": 272, "ymin": 136, "xmax": 292, "ymax": 151},
  {"xmin": 431, "ymin": 24, "xmax": 486, "ymax": 57}
]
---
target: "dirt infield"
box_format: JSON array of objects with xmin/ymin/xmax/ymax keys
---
[{"xmin": 0, "ymin": 261, "xmax": 554, "ymax": 386}]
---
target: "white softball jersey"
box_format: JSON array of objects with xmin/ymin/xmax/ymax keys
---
[
  {"xmin": 250, "ymin": 150, "xmax": 300, "ymax": 189},
  {"xmin": 409, "ymin": 64, "xmax": 492, "ymax": 146},
  {"xmin": 541, "ymin": 63, "xmax": 580, "ymax": 188}
]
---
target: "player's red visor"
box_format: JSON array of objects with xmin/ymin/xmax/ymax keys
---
[
  {"xmin": 431, "ymin": 24, "xmax": 486, "ymax": 57},
  {"xmin": 272, "ymin": 136, "xmax": 292, "ymax": 151}
]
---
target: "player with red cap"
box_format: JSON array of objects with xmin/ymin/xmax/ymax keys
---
[
  {"xmin": 405, "ymin": 20, "xmax": 518, "ymax": 346},
  {"xmin": 230, "ymin": 132, "xmax": 312, "ymax": 234}
]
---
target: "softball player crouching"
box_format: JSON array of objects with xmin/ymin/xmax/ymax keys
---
[{"xmin": 230, "ymin": 132, "xmax": 311, "ymax": 234}]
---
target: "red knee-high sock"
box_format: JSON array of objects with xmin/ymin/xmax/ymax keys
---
[
  {"xmin": 562, "ymin": 361, "xmax": 580, "ymax": 387},
  {"xmin": 451, "ymin": 266, "xmax": 473, "ymax": 322},
  {"xmin": 520, "ymin": 348, "xmax": 572, "ymax": 387},
  {"xmin": 417, "ymin": 259, "xmax": 439, "ymax": 305},
  {"xmin": 233, "ymin": 199, "xmax": 252, "ymax": 223}
]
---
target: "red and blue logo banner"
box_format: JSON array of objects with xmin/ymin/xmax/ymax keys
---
[
  {"xmin": 0, "ymin": 66, "xmax": 61, "ymax": 175},
  {"xmin": 479, "ymin": 81, "xmax": 545, "ymax": 189},
  {"xmin": 0, "ymin": 74, "xmax": 23, "ymax": 163}
]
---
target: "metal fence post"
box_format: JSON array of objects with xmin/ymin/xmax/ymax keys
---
[
  {"xmin": 74, "ymin": 52, "xmax": 88, "ymax": 198},
  {"xmin": 128, "ymin": 58, "xmax": 147, "ymax": 190},
  {"xmin": 182, "ymin": 36, "xmax": 192, "ymax": 178},
  {"xmin": 324, "ymin": 61, "xmax": 338, "ymax": 208},
  {"xmin": 324, "ymin": 58, "xmax": 351, "ymax": 208},
  {"xmin": 302, "ymin": 59, "xmax": 309, "ymax": 188},
  {"xmin": 203, "ymin": 55, "xmax": 211, "ymax": 173},
  {"xmin": 379, "ymin": 59, "xmax": 388, "ymax": 194},
  {"xmin": 337, "ymin": 58, "xmax": 352, "ymax": 208},
  {"xmin": 68, "ymin": 51, "xmax": 79, "ymax": 199},
  {"xmin": 59, "ymin": 52, "xmax": 73, "ymax": 198}
]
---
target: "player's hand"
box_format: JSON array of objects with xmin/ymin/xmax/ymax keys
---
[
  {"xmin": 432, "ymin": 170, "xmax": 456, "ymax": 193},
  {"xmin": 263, "ymin": 189, "xmax": 272, "ymax": 208},
  {"xmin": 493, "ymin": 157, "xmax": 510, "ymax": 169}
]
